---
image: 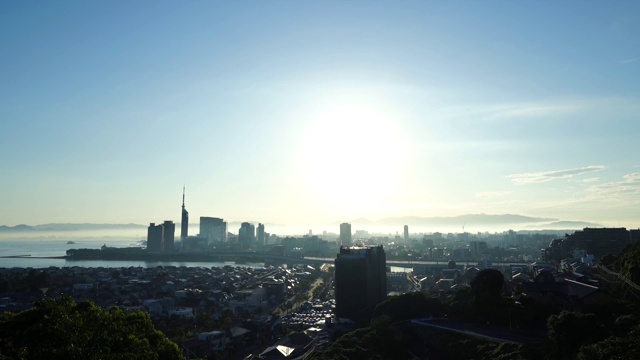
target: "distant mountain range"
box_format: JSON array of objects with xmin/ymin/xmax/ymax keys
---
[
  {"xmin": 0, "ymin": 215, "xmax": 601, "ymax": 234},
  {"xmin": 0, "ymin": 223, "xmax": 146, "ymax": 232},
  {"xmin": 344, "ymin": 214, "xmax": 598, "ymax": 231},
  {"xmin": 345, "ymin": 214, "xmax": 558, "ymax": 227}
]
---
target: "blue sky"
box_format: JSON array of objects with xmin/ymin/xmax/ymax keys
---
[{"xmin": 1, "ymin": 1, "xmax": 639, "ymax": 230}]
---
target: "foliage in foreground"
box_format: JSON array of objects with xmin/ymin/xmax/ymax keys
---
[
  {"xmin": 0, "ymin": 297, "xmax": 185, "ymax": 360},
  {"xmin": 309, "ymin": 316, "xmax": 410, "ymax": 360}
]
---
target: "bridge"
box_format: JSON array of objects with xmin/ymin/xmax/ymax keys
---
[{"xmin": 207, "ymin": 252, "xmax": 529, "ymax": 271}]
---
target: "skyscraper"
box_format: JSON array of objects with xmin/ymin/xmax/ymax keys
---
[
  {"xmin": 334, "ymin": 245, "xmax": 387, "ymax": 325},
  {"xmin": 162, "ymin": 220, "xmax": 175, "ymax": 252},
  {"xmin": 403, "ymin": 225, "xmax": 409, "ymax": 243},
  {"xmin": 257, "ymin": 223, "xmax": 265, "ymax": 249},
  {"xmin": 200, "ymin": 217, "xmax": 228, "ymax": 245},
  {"xmin": 147, "ymin": 221, "xmax": 175, "ymax": 252},
  {"xmin": 147, "ymin": 223, "xmax": 163, "ymax": 252},
  {"xmin": 339, "ymin": 223, "xmax": 352, "ymax": 247},
  {"xmin": 181, "ymin": 186, "xmax": 189, "ymax": 243},
  {"xmin": 239, "ymin": 222, "xmax": 256, "ymax": 251}
]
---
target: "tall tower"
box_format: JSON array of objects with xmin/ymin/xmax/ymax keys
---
[
  {"xmin": 335, "ymin": 245, "xmax": 387, "ymax": 325},
  {"xmin": 147, "ymin": 223, "xmax": 163, "ymax": 252},
  {"xmin": 238, "ymin": 222, "xmax": 256, "ymax": 251},
  {"xmin": 162, "ymin": 220, "xmax": 175, "ymax": 252},
  {"xmin": 257, "ymin": 223, "xmax": 265, "ymax": 249},
  {"xmin": 181, "ymin": 186, "xmax": 189, "ymax": 243},
  {"xmin": 403, "ymin": 225, "xmax": 409, "ymax": 243},
  {"xmin": 340, "ymin": 223, "xmax": 352, "ymax": 247}
]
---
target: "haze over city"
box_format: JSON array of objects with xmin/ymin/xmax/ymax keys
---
[{"xmin": 1, "ymin": 1, "xmax": 639, "ymax": 230}]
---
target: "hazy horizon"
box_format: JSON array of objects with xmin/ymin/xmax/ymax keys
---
[
  {"xmin": 0, "ymin": 213, "xmax": 632, "ymax": 239},
  {"xmin": 2, "ymin": 2, "xmax": 638, "ymax": 229}
]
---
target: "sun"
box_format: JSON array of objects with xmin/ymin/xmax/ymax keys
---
[{"xmin": 296, "ymin": 102, "xmax": 410, "ymax": 216}]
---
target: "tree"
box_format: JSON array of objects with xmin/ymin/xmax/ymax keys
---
[
  {"xmin": 577, "ymin": 325, "xmax": 640, "ymax": 360},
  {"xmin": 547, "ymin": 311, "xmax": 609, "ymax": 359},
  {"xmin": 0, "ymin": 297, "xmax": 185, "ymax": 360},
  {"xmin": 470, "ymin": 268, "xmax": 504, "ymax": 305},
  {"xmin": 615, "ymin": 243, "xmax": 640, "ymax": 283},
  {"xmin": 447, "ymin": 260, "xmax": 457, "ymax": 269},
  {"xmin": 373, "ymin": 292, "xmax": 446, "ymax": 322}
]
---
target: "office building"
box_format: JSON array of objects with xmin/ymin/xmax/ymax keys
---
[
  {"xmin": 543, "ymin": 227, "xmax": 634, "ymax": 261},
  {"xmin": 257, "ymin": 223, "xmax": 265, "ymax": 248},
  {"xmin": 200, "ymin": 217, "xmax": 228, "ymax": 245},
  {"xmin": 469, "ymin": 241, "xmax": 488, "ymax": 260},
  {"xmin": 147, "ymin": 223, "xmax": 163, "ymax": 252},
  {"xmin": 239, "ymin": 222, "xmax": 256, "ymax": 250},
  {"xmin": 403, "ymin": 225, "xmax": 409, "ymax": 243},
  {"xmin": 162, "ymin": 220, "xmax": 175, "ymax": 252},
  {"xmin": 334, "ymin": 245, "xmax": 387, "ymax": 325},
  {"xmin": 339, "ymin": 223, "xmax": 352, "ymax": 247},
  {"xmin": 180, "ymin": 186, "xmax": 189, "ymax": 242},
  {"xmin": 147, "ymin": 221, "xmax": 175, "ymax": 252}
]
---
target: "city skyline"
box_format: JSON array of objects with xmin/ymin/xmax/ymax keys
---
[{"xmin": 1, "ymin": 1, "xmax": 639, "ymax": 228}]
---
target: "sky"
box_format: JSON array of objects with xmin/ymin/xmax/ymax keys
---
[{"xmin": 1, "ymin": 1, "xmax": 639, "ymax": 231}]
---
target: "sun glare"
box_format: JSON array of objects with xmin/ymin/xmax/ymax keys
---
[{"xmin": 296, "ymin": 103, "xmax": 410, "ymax": 216}]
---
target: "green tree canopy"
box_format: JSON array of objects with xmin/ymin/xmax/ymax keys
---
[
  {"xmin": 547, "ymin": 311, "xmax": 609, "ymax": 359},
  {"xmin": 0, "ymin": 297, "xmax": 185, "ymax": 360},
  {"xmin": 470, "ymin": 268, "xmax": 504, "ymax": 305},
  {"xmin": 577, "ymin": 324, "xmax": 640, "ymax": 360},
  {"xmin": 614, "ymin": 242, "xmax": 640, "ymax": 284},
  {"xmin": 373, "ymin": 292, "xmax": 446, "ymax": 322}
]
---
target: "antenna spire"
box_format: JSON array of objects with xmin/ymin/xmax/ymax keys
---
[{"xmin": 182, "ymin": 185, "xmax": 185, "ymax": 208}]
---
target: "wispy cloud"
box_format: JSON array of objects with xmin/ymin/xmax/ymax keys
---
[
  {"xmin": 580, "ymin": 177, "xmax": 600, "ymax": 183},
  {"xmin": 585, "ymin": 173, "xmax": 640, "ymax": 199},
  {"xmin": 619, "ymin": 57, "xmax": 638, "ymax": 65},
  {"xmin": 475, "ymin": 191, "xmax": 512, "ymax": 199},
  {"xmin": 488, "ymin": 103, "xmax": 582, "ymax": 119},
  {"xmin": 507, "ymin": 166, "xmax": 605, "ymax": 185}
]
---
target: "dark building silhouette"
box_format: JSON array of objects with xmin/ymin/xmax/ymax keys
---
[
  {"xmin": 403, "ymin": 225, "xmax": 409, "ymax": 242},
  {"xmin": 162, "ymin": 220, "xmax": 175, "ymax": 252},
  {"xmin": 543, "ymin": 227, "xmax": 637, "ymax": 261},
  {"xmin": 339, "ymin": 223, "xmax": 352, "ymax": 247},
  {"xmin": 257, "ymin": 223, "xmax": 265, "ymax": 248},
  {"xmin": 335, "ymin": 245, "xmax": 387, "ymax": 325},
  {"xmin": 181, "ymin": 186, "xmax": 188, "ymax": 243},
  {"xmin": 147, "ymin": 223, "xmax": 163, "ymax": 252},
  {"xmin": 469, "ymin": 241, "xmax": 488, "ymax": 260},
  {"xmin": 200, "ymin": 217, "xmax": 227, "ymax": 245},
  {"xmin": 239, "ymin": 222, "xmax": 255, "ymax": 250},
  {"xmin": 147, "ymin": 221, "xmax": 175, "ymax": 252}
]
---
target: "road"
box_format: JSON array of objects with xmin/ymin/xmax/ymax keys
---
[{"xmin": 410, "ymin": 318, "xmax": 546, "ymax": 345}]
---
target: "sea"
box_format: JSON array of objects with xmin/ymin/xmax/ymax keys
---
[
  {"xmin": 0, "ymin": 235, "xmax": 264, "ymax": 269},
  {"xmin": 0, "ymin": 233, "xmax": 411, "ymax": 272}
]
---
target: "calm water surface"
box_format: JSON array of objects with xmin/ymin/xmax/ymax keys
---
[{"xmin": 0, "ymin": 237, "xmax": 264, "ymax": 269}]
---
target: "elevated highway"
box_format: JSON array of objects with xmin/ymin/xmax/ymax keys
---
[{"xmin": 207, "ymin": 252, "xmax": 529, "ymax": 270}]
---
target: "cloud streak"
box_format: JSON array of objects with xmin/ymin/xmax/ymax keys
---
[
  {"xmin": 475, "ymin": 191, "xmax": 512, "ymax": 199},
  {"xmin": 585, "ymin": 173, "xmax": 640, "ymax": 199},
  {"xmin": 507, "ymin": 166, "xmax": 605, "ymax": 185}
]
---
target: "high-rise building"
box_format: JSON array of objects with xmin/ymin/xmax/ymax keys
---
[
  {"xmin": 339, "ymin": 223, "xmax": 352, "ymax": 247},
  {"xmin": 469, "ymin": 241, "xmax": 488, "ymax": 260},
  {"xmin": 239, "ymin": 222, "xmax": 256, "ymax": 250},
  {"xmin": 147, "ymin": 221, "xmax": 175, "ymax": 252},
  {"xmin": 543, "ymin": 227, "xmax": 634, "ymax": 261},
  {"xmin": 200, "ymin": 217, "xmax": 228, "ymax": 245},
  {"xmin": 147, "ymin": 223, "xmax": 163, "ymax": 252},
  {"xmin": 162, "ymin": 220, "xmax": 175, "ymax": 252},
  {"xmin": 403, "ymin": 225, "xmax": 409, "ymax": 243},
  {"xmin": 180, "ymin": 186, "xmax": 189, "ymax": 243},
  {"xmin": 334, "ymin": 245, "xmax": 387, "ymax": 325},
  {"xmin": 257, "ymin": 223, "xmax": 265, "ymax": 249}
]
